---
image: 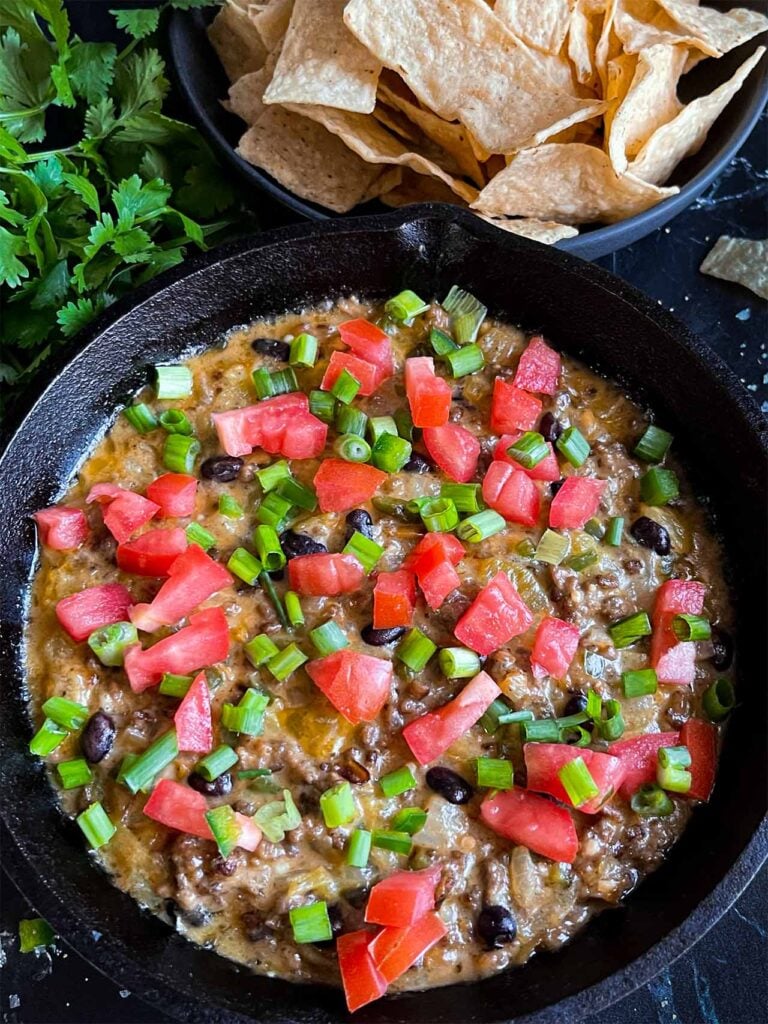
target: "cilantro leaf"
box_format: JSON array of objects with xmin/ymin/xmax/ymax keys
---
[
  {"xmin": 110, "ymin": 8, "xmax": 160, "ymax": 41},
  {"xmin": 62, "ymin": 172, "xmax": 100, "ymax": 214},
  {"xmin": 112, "ymin": 226, "xmax": 154, "ymax": 260},
  {"xmin": 68, "ymin": 41, "xmax": 117, "ymax": 104},
  {"xmin": 0, "ymin": 225, "xmax": 29, "ymax": 287},
  {"xmin": 84, "ymin": 96, "xmax": 116, "ymax": 138},
  {"xmin": 30, "ymin": 258, "xmax": 69, "ymax": 309},
  {"xmin": 0, "ymin": 28, "xmax": 53, "ymax": 142},
  {"xmin": 56, "ymin": 296, "xmax": 101, "ymax": 337},
  {"xmin": 114, "ymin": 48, "xmax": 168, "ymax": 119},
  {"xmin": 177, "ymin": 161, "xmax": 234, "ymax": 219},
  {"xmin": 112, "ymin": 175, "xmax": 171, "ymax": 227}
]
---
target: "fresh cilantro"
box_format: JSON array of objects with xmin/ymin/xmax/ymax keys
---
[{"xmin": 110, "ymin": 8, "xmax": 161, "ymax": 41}]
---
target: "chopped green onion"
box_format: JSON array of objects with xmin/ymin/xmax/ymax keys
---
[
  {"xmin": 640, "ymin": 466, "xmax": 679, "ymax": 506},
  {"xmin": 77, "ymin": 801, "xmax": 116, "ymax": 849},
  {"xmin": 86, "ymin": 621, "xmax": 138, "ymax": 667},
  {"xmin": 309, "ymin": 389, "xmax": 336, "ymax": 423},
  {"xmin": 252, "ymin": 366, "xmax": 298, "ymax": 399},
  {"xmin": 331, "ymin": 368, "xmax": 361, "ymax": 405},
  {"xmin": 195, "ymin": 744, "xmax": 238, "ymax": 782},
  {"xmin": 163, "ymin": 433, "xmax": 200, "ymax": 473},
  {"xmin": 285, "ymin": 590, "xmax": 304, "ymax": 627},
  {"xmin": 253, "ymin": 524, "xmax": 286, "ymax": 571},
  {"xmin": 205, "ymin": 804, "xmax": 240, "ymax": 857},
  {"xmin": 267, "ymin": 643, "xmax": 307, "ymax": 681},
  {"xmin": 385, "ymin": 289, "xmax": 429, "ymax": 323},
  {"xmin": 522, "ymin": 719, "xmax": 561, "ymax": 743},
  {"xmin": 256, "ymin": 459, "xmax": 292, "ymax": 492},
  {"xmin": 659, "ymin": 745, "xmax": 692, "ymax": 769},
  {"xmin": 57, "ymin": 758, "xmax": 93, "ymax": 790},
  {"xmin": 497, "ymin": 709, "xmax": 535, "ymax": 725},
  {"xmin": 155, "ymin": 364, "xmax": 192, "ymax": 400},
  {"xmin": 368, "ymin": 415, "xmax": 398, "ymax": 442},
  {"xmin": 622, "ymin": 668, "xmax": 658, "ymax": 698},
  {"xmin": 596, "ymin": 699, "xmax": 625, "ymax": 741},
  {"xmin": 371, "ymin": 432, "xmax": 412, "ymax": 473},
  {"xmin": 123, "ymin": 403, "xmax": 157, "ymax": 434},
  {"xmin": 186, "ymin": 522, "xmax": 215, "ymax": 551},
  {"xmin": 254, "ymin": 788, "xmax": 301, "ymax": 841},
  {"xmin": 560, "ymin": 724, "xmax": 592, "ymax": 747},
  {"xmin": 439, "ymin": 646, "xmax": 481, "ymax": 678},
  {"xmin": 334, "ymin": 432, "xmax": 371, "ymax": 463},
  {"xmin": 309, "ymin": 620, "xmax": 349, "ymax": 656},
  {"xmin": 289, "ymin": 901, "xmax": 332, "ymax": 944},
  {"xmin": 237, "ymin": 768, "xmax": 272, "ymax": 779},
  {"xmin": 556, "ymin": 427, "xmax": 590, "ymax": 467},
  {"xmin": 657, "ymin": 746, "xmax": 692, "ymax": 793},
  {"xmin": 18, "ymin": 918, "xmax": 55, "ymax": 953},
  {"xmin": 440, "ymin": 482, "xmax": 483, "ymax": 515},
  {"xmin": 227, "ymin": 547, "xmax": 263, "ymax": 585},
  {"xmin": 507, "ymin": 431, "xmax": 549, "ymax": 469},
  {"xmin": 476, "ymin": 757, "xmax": 513, "ymax": 790},
  {"xmin": 558, "ymin": 756, "xmax": 599, "ymax": 807},
  {"xmin": 605, "ymin": 516, "xmax": 624, "ymax": 546},
  {"xmin": 584, "ymin": 518, "xmax": 605, "ymax": 539},
  {"xmin": 159, "ymin": 673, "xmax": 194, "ymax": 697},
  {"xmin": 372, "ymin": 495, "xmax": 420, "ymax": 520},
  {"xmin": 244, "ymin": 634, "xmax": 280, "ymax": 667},
  {"xmin": 320, "ymin": 781, "xmax": 356, "ymax": 828},
  {"xmin": 535, "ymin": 529, "xmax": 570, "ymax": 565},
  {"xmin": 396, "ymin": 628, "xmax": 437, "ymax": 671},
  {"xmin": 347, "ymin": 828, "xmax": 372, "ymax": 867},
  {"xmin": 406, "ymin": 496, "xmax": 432, "ymax": 516},
  {"xmin": 342, "ymin": 531, "xmax": 384, "ymax": 574},
  {"xmin": 586, "ymin": 689, "xmax": 603, "ymax": 720},
  {"xmin": 609, "ymin": 610, "xmax": 652, "ymax": 649},
  {"xmin": 371, "ymin": 829, "xmax": 413, "ymax": 855},
  {"xmin": 630, "ymin": 783, "xmax": 674, "ymax": 817},
  {"xmin": 379, "ymin": 766, "xmax": 417, "ymax": 798},
  {"xmin": 672, "ymin": 614, "xmax": 711, "ymax": 642},
  {"xmin": 442, "ymin": 285, "xmax": 487, "ymax": 343},
  {"xmin": 159, "ymin": 408, "xmax": 194, "ymax": 435},
  {"xmin": 222, "ymin": 690, "xmax": 269, "ymax": 735},
  {"xmin": 429, "ymin": 327, "xmax": 458, "ymax": 355},
  {"xmin": 275, "ymin": 476, "xmax": 317, "ymax": 511},
  {"xmin": 256, "ymin": 491, "xmax": 293, "ymax": 529},
  {"xmin": 565, "ymin": 550, "xmax": 599, "ymax": 572},
  {"xmin": 479, "ymin": 697, "xmax": 511, "ymax": 735},
  {"xmin": 420, "ymin": 496, "xmax": 459, "ymax": 533},
  {"xmin": 336, "ymin": 405, "xmax": 368, "ymax": 438},
  {"xmin": 391, "ymin": 807, "xmax": 428, "ymax": 835},
  {"xmin": 634, "ymin": 425, "xmax": 673, "ymax": 464},
  {"xmin": 555, "ymin": 711, "xmax": 590, "ymax": 730},
  {"xmin": 41, "ymin": 696, "xmax": 89, "ymax": 731},
  {"xmin": 218, "ymin": 494, "xmax": 243, "ymax": 519},
  {"xmin": 516, "ymin": 538, "xmax": 536, "ymax": 558},
  {"xmin": 290, "ymin": 332, "xmax": 318, "ymax": 367},
  {"xmin": 121, "ymin": 730, "xmax": 178, "ymax": 793},
  {"xmin": 258, "ymin": 569, "xmax": 290, "ymax": 629},
  {"xmin": 394, "ymin": 407, "xmax": 414, "ymax": 441},
  {"xmin": 445, "ymin": 343, "xmax": 485, "ymax": 378},
  {"xmin": 703, "ymin": 678, "xmax": 735, "ymax": 722}
]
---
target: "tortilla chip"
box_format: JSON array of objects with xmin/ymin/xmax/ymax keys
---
[
  {"xmin": 567, "ymin": 0, "xmax": 604, "ymax": 87},
  {"xmin": 494, "ymin": 0, "xmax": 574, "ymax": 55},
  {"xmin": 361, "ymin": 166, "xmax": 404, "ymax": 202},
  {"xmin": 655, "ymin": 0, "xmax": 768, "ymax": 57},
  {"xmin": 614, "ymin": 0, "xmax": 720, "ymax": 56},
  {"xmin": 379, "ymin": 169, "xmax": 469, "ymax": 207},
  {"xmin": 262, "ymin": 0, "xmax": 380, "ymax": 113},
  {"xmin": 471, "ymin": 142, "xmax": 677, "ymax": 222},
  {"xmin": 343, "ymin": 0, "xmax": 604, "ymax": 154},
  {"xmin": 373, "ymin": 102, "xmax": 423, "ymax": 144},
  {"xmin": 475, "ymin": 214, "xmax": 580, "ymax": 242},
  {"xmin": 603, "ymin": 51, "xmax": 637, "ymax": 142},
  {"xmin": 227, "ymin": 71, "xmax": 268, "ymax": 125},
  {"xmin": 249, "ymin": 0, "xmax": 294, "ymax": 51},
  {"xmin": 607, "ymin": 43, "xmax": 687, "ymax": 173},
  {"xmin": 207, "ymin": 1, "xmax": 268, "ymax": 82},
  {"xmin": 630, "ymin": 46, "xmax": 765, "ymax": 184},
  {"xmin": 594, "ymin": 0, "xmax": 622, "ymax": 93},
  {"xmin": 700, "ymin": 236, "xmax": 768, "ymax": 300}
]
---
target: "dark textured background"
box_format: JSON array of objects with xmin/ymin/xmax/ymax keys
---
[{"xmin": 1, "ymin": 4, "xmax": 766, "ymax": 1022}]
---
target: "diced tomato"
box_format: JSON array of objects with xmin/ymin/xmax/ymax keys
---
[
  {"xmin": 651, "ymin": 579, "xmax": 707, "ymax": 686},
  {"xmin": 234, "ymin": 813, "xmax": 262, "ymax": 851},
  {"xmin": 481, "ymin": 787, "xmax": 579, "ymax": 862},
  {"xmin": 607, "ymin": 731, "xmax": 680, "ymax": 799},
  {"xmin": 321, "ymin": 350, "xmax": 383, "ymax": 396},
  {"xmin": 146, "ymin": 473, "xmax": 197, "ymax": 518},
  {"xmin": 418, "ymin": 558, "xmax": 461, "ymax": 610},
  {"xmin": 306, "ymin": 649, "xmax": 393, "ymax": 724},
  {"xmin": 513, "ymin": 336, "xmax": 561, "ymax": 395},
  {"xmin": 143, "ymin": 779, "xmax": 212, "ymax": 839},
  {"xmin": 33, "ymin": 506, "xmax": 89, "ymax": 551},
  {"xmin": 279, "ymin": 413, "xmax": 328, "ymax": 459},
  {"xmin": 422, "ymin": 424, "xmax": 480, "ymax": 483},
  {"xmin": 494, "ymin": 434, "xmax": 560, "ymax": 481},
  {"xmin": 531, "ymin": 617, "xmax": 580, "ymax": 679},
  {"xmin": 313, "ymin": 459, "xmax": 387, "ymax": 513},
  {"xmin": 523, "ymin": 744, "xmax": 626, "ymax": 814},
  {"xmin": 454, "ymin": 572, "xmax": 533, "ymax": 656},
  {"xmin": 338, "ymin": 318, "xmax": 394, "ymax": 377},
  {"xmin": 373, "ymin": 570, "xmax": 416, "ymax": 628},
  {"xmin": 402, "ymin": 671, "xmax": 501, "ymax": 764},
  {"xmin": 87, "ymin": 485, "xmax": 159, "ymax": 544},
  {"xmin": 55, "ymin": 583, "xmax": 133, "ymax": 643},
  {"xmin": 212, "ymin": 394, "xmax": 310, "ymax": 457},
  {"xmin": 549, "ymin": 476, "xmax": 605, "ymax": 530},
  {"xmin": 337, "ymin": 930, "xmax": 388, "ymax": 1013},
  {"xmin": 288, "ymin": 552, "xmax": 366, "ymax": 596},
  {"xmin": 482, "ymin": 461, "xmax": 540, "ymax": 526},
  {"xmin": 405, "ymin": 357, "xmax": 452, "ymax": 428},
  {"xmin": 368, "ymin": 911, "xmax": 447, "ymax": 984},
  {"xmin": 173, "ymin": 672, "xmax": 212, "ymax": 754},
  {"xmin": 129, "ymin": 544, "xmax": 232, "ymax": 631},
  {"xmin": 123, "ymin": 607, "xmax": 230, "ymax": 693},
  {"xmin": 116, "ymin": 528, "xmax": 188, "ymax": 576},
  {"xmin": 404, "ymin": 532, "xmax": 465, "ymax": 572},
  {"xmin": 490, "ymin": 378, "xmax": 542, "ymax": 434},
  {"xmin": 680, "ymin": 718, "xmax": 717, "ymax": 802},
  {"xmin": 365, "ymin": 865, "xmax": 441, "ymax": 927}
]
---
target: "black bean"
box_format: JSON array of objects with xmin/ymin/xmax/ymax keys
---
[
  {"xmin": 187, "ymin": 771, "xmax": 232, "ymax": 797},
  {"xmin": 81, "ymin": 711, "xmax": 115, "ymax": 763},
  {"xmin": 477, "ymin": 905, "xmax": 517, "ymax": 948},
  {"xmin": 539, "ymin": 412, "xmax": 563, "ymax": 444},
  {"xmin": 252, "ymin": 338, "xmax": 290, "ymax": 361},
  {"xmin": 345, "ymin": 508, "xmax": 373, "ymax": 544},
  {"xmin": 630, "ymin": 516, "xmax": 670, "ymax": 555},
  {"xmin": 361, "ymin": 624, "xmax": 406, "ymax": 646},
  {"xmin": 279, "ymin": 531, "xmax": 327, "ymax": 559},
  {"xmin": 403, "ymin": 453, "xmax": 433, "ymax": 474},
  {"xmin": 563, "ymin": 691, "xmax": 588, "ymax": 716},
  {"xmin": 201, "ymin": 456, "xmax": 243, "ymax": 482},
  {"xmin": 709, "ymin": 627, "xmax": 733, "ymax": 671},
  {"xmin": 313, "ymin": 904, "xmax": 345, "ymax": 948},
  {"xmin": 550, "ymin": 479, "xmax": 565, "ymax": 496},
  {"xmin": 425, "ymin": 766, "xmax": 473, "ymax": 804}
]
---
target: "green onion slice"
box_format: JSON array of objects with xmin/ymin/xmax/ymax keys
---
[
  {"xmin": 159, "ymin": 408, "xmax": 194, "ymax": 435},
  {"xmin": 522, "ymin": 719, "xmax": 561, "ymax": 743},
  {"xmin": 394, "ymin": 407, "xmax": 414, "ymax": 441},
  {"xmin": 254, "ymin": 789, "xmax": 301, "ymax": 842},
  {"xmin": 456, "ymin": 508, "xmax": 504, "ymax": 543},
  {"xmin": 123, "ymin": 403, "xmax": 158, "ymax": 434},
  {"xmin": 309, "ymin": 620, "xmax": 349, "ymax": 656},
  {"xmin": 439, "ymin": 646, "xmax": 481, "ymax": 678},
  {"xmin": 87, "ymin": 621, "xmax": 138, "ymax": 667},
  {"xmin": 385, "ymin": 289, "xmax": 429, "ymax": 324},
  {"xmin": 445, "ymin": 343, "xmax": 484, "ymax": 378},
  {"xmin": 289, "ymin": 901, "xmax": 332, "ymax": 944},
  {"xmin": 266, "ymin": 643, "xmax": 307, "ymax": 681},
  {"xmin": 163, "ymin": 433, "xmax": 200, "ymax": 474},
  {"xmin": 535, "ymin": 529, "xmax": 570, "ymax": 565},
  {"xmin": 319, "ymin": 781, "xmax": 357, "ymax": 828},
  {"xmin": 275, "ymin": 476, "xmax": 317, "ymax": 511},
  {"xmin": 290, "ymin": 332, "xmax": 318, "ymax": 368},
  {"xmin": 185, "ymin": 522, "xmax": 215, "ymax": 550},
  {"xmin": 309, "ymin": 389, "xmax": 336, "ymax": 423},
  {"xmin": 368, "ymin": 415, "xmax": 398, "ymax": 442},
  {"xmin": 442, "ymin": 285, "xmax": 487, "ymax": 343},
  {"xmin": 346, "ymin": 828, "xmax": 372, "ymax": 867},
  {"xmin": 342, "ymin": 531, "xmax": 384, "ymax": 574},
  {"xmin": 440, "ymin": 482, "xmax": 483, "ymax": 514},
  {"xmin": 672, "ymin": 614, "xmax": 711, "ymax": 642},
  {"xmin": 195, "ymin": 744, "xmax": 238, "ymax": 782},
  {"xmin": 420, "ymin": 496, "xmax": 459, "ymax": 533},
  {"xmin": 57, "ymin": 758, "xmax": 93, "ymax": 790},
  {"xmin": 703, "ymin": 679, "xmax": 735, "ymax": 722},
  {"xmin": 218, "ymin": 494, "xmax": 244, "ymax": 519},
  {"xmin": 256, "ymin": 491, "xmax": 293, "ymax": 530},
  {"xmin": 41, "ymin": 696, "xmax": 89, "ymax": 731},
  {"xmin": 371, "ymin": 432, "xmax": 412, "ymax": 473},
  {"xmin": 479, "ymin": 697, "xmax": 511, "ymax": 735},
  {"xmin": 244, "ymin": 633, "xmax": 280, "ymax": 667},
  {"xmin": 77, "ymin": 801, "xmax": 116, "ymax": 849},
  {"xmin": 507, "ymin": 431, "xmax": 548, "ymax": 469},
  {"xmin": 622, "ymin": 668, "xmax": 658, "ymax": 698},
  {"xmin": 205, "ymin": 804, "xmax": 240, "ymax": 857},
  {"xmin": 640, "ymin": 466, "xmax": 679, "ymax": 506},
  {"xmin": 391, "ymin": 807, "xmax": 428, "ymax": 835},
  {"xmin": 396, "ymin": 628, "xmax": 437, "ymax": 671},
  {"xmin": 159, "ymin": 673, "xmax": 194, "ymax": 697},
  {"xmin": 556, "ymin": 426, "xmax": 590, "ymax": 468},
  {"xmin": 596, "ymin": 699, "xmax": 625, "ymax": 741},
  {"xmin": 371, "ymin": 829, "xmax": 412, "ymax": 855},
  {"xmin": 429, "ymin": 327, "xmax": 458, "ymax": 356},
  {"xmin": 155, "ymin": 364, "xmax": 192, "ymax": 400},
  {"xmin": 256, "ymin": 459, "xmax": 292, "ymax": 492},
  {"xmin": 379, "ymin": 766, "xmax": 417, "ymax": 798},
  {"xmin": 334, "ymin": 432, "xmax": 371, "ymax": 463},
  {"xmin": 634, "ymin": 425, "xmax": 673, "ymax": 464},
  {"xmin": 227, "ymin": 547, "xmax": 263, "ymax": 585},
  {"xmin": 476, "ymin": 757, "xmax": 513, "ymax": 789},
  {"xmin": 558, "ymin": 756, "xmax": 599, "ymax": 807},
  {"xmin": 285, "ymin": 590, "xmax": 304, "ymax": 628},
  {"xmin": 121, "ymin": 730, "xmax": 178, "ymax": 793},
  {"xmin": 253, "ymin": 524, "xmax": 286, "ymax": 571},
  {"xmin": 609, "ymin": 610, "xmax": 652, "ymax": 648},
  {"xmin": 605, "ymin": 516, "xmax": 624, "ymax": 546},
  {"xmin": 631, "ymin": 782, "xmax": 674, "ymax": 817},
  {"xmin": 584, "ymin": 518, "xmax": 605, "ymax": 539},
  {"xmin": 336, "ymin": 404, "xmax": 368, "ymax": 439},
  {"xmin": 331, "ymin": 368, "xmax": 361, "ymax": 405}
]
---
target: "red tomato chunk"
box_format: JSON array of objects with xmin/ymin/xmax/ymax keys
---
[
  {"xmin": 306, "ymin": 649, "xmax": 392, "ymax": 724},
  {"xmin": 454, "ymin": 572, "xmax": 533, "ymax": 656},
  {"xmin": 405, "ymin": 532, "xmax": 465, "ymax": 572},
  {"xmin": 173, "ymin": 673, "xmax": 213, "ymax": 754},
  {"xmin": 56, "ymin": 583, "xmax": 133, "ymax": 643},
  {"xmin": 288, "ymin": 552, "xmax": 366, "ymax": 596},
  {"xmin": 338, "ymin": 318, "xmax": 394, "ymax": 376},
  {"xmin": 313, "ymin": 459, "xmax": 387, "ymax": 513},
  {"xmin": 422, "ymin": 423, "xmax": 480, "ymax": 482},
  {"xmin": 403, "ymin": 671, "xmax": 501, "ymax": 764},
  {"xmin": 513, "ymin": 336, "xmax": 561, "ymax": 395},
  {"xmin": 523, "ymin": 744, "xmax": 626, "ymax": 814},
  {"xmin": 490, "ymin": 379, "xmax": 542, "ymax": 434},
  {"xmin": 365, "ymin": 865, "xmax": 441, "ymax": 928},
  {"xmin": 146, "ymin": 473, "xmax": 197, "ymax": 517},
  {"xmin": 116, "ymin": 528, "xmax": 188, "ymax": 577},
  {"xmin": 368, "ymin": 911, "xmax": 448, "ymax": 984},
  {"xmin": 33, "ymin": 507, "xmax": 89, "ymax": 551},
  {"xmin": 129, "ymin": 544, "xmax": 232, "ymax": 631},
  {"xmin": 373, "ymin": 570, "xmax": 416, "ymax": 629},
  {"xmin": 405, "ymin": 357, "xmax": 452, "ymax": 428},
  {"xmin": 680, "ymin": 718, "xmax": 717, "ymax": 802},
  {"xmin": 481, "ymin": 787, "xmax": 579, "ymax": 863},
  {"xmin": 87, "ymin": 485, "xmax": 159, "ymax": 544},
  {"xmin": 493, "ymin": 433, "xmax": 560, "ymax": 481},
  {"xmin": 482, "ymin": 461, "xmax": 540, "ymax": 526},
  {"xmin": 143, "ymin": 779, "xmax": 212, "ymax": 839},
  {"xmin": 212, "ymin": 394, "xmax": 327, "ymax": 460},
  {"xmin": 124, "ymin": 606, "xmax": 230, "ymax": 692},
  {"xmin": 321, "ymin": 350, "xmax": 384, "ymax": 396},
  {"xmin": 549, "ymin": 476, "xmax": 605, "ymax": 530},
  {"xmin": 651, "ymin": 579, "xmax": 706, "ymax": 686},
  {"xmin": 531, "ymin": 617, "xmax": 580, "ymax": 679},
  {"xmin": 337, "ymin": 930, "xmax": 388, "ymax": 1013},
  {"xmin": 607, "ymin": 732, "xmax": 681, "ymax": 799}
]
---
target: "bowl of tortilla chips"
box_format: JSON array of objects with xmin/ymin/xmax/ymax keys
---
[{"xmin": 169, "ymin": 0, "xmax": 768, "ymax": 259}]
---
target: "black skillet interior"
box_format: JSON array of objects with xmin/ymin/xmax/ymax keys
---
[{"xmin": 1, "ymin": 206, "xmax": 766, "ymax": 1024}]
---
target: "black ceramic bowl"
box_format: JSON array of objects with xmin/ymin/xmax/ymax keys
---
[
  {"xmin": 1, "ymin": 207, "xmax": 766, "ymax": 1024},
  {"xmin": 167, "ymin": 4, "xmax": 768, "ymax": 260}
]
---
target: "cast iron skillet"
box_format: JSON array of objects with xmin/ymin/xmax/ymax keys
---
[{"xmin": 0, "ymin": 206, "xmax": 766, "ymax": 1024}]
